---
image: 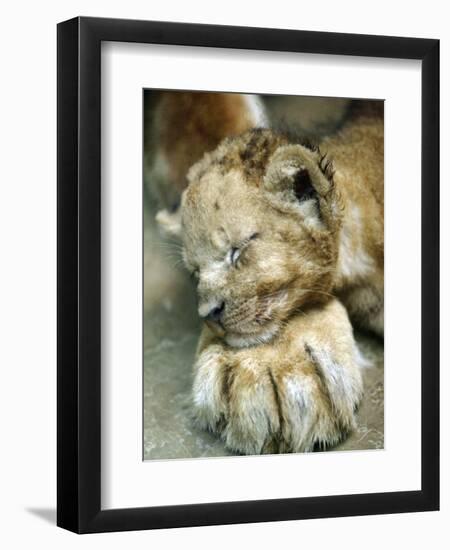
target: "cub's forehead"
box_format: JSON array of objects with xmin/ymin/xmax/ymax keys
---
[{"xmin": 181, "ymin": 169, "xmax": 260, "ymax": 257}]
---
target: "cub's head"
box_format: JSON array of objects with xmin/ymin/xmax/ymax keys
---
[{"xmin": 159, "ymin": 129, "xmax": 342, "ymax": 348}]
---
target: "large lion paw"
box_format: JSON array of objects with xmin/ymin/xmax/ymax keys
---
[{"xmin": 192, "ymin": 337, "xmax": 363, "ymax": 455}]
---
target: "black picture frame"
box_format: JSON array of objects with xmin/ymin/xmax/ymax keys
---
[{"xmin": 57, "ymin": 16, "xmax": 439, "ymax": 533}]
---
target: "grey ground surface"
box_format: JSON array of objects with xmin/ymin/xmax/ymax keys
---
[{"xmin": 143, "ymin": 206, "xmax": 384, "ymax": 461}]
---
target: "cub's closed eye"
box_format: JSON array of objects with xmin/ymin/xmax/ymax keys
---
[
  {"xmin": 229, "ymin": 233, "xmax": 259, "ymax": 267},
  {"xmin": 230, "ymin": 247, "xmax": 240, "ymax": 266}
]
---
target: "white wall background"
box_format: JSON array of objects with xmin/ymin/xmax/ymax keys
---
[{"xmin": 0, "ymin": 1, "xmax": 447, "ymax": 547}]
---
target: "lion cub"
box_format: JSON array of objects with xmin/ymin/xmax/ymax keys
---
[{"xmin": 160, "ymin": 105, "xmax": 383, "ymax": 453}]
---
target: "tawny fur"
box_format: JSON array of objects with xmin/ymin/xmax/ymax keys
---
[
  {"xmin": 156, "ymin": 98, "xmax": 383, "ymax": 454},
  {"xmin": 193, "ymin": 300, "xmax": 362, "ymax": 454}
]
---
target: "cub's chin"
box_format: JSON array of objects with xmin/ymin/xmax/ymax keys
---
[{"xmin": 224, "ymin": 323, "xmax": 281, "ymax": 349}]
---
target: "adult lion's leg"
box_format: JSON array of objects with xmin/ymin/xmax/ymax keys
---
[{"xmin": 192, "ymin": 300, "xmax": 364, "ymax": 454}]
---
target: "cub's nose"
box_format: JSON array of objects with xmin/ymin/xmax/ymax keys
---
[{"xmin": 203, "ymin": 302, "xmax": 225, "ymax": 324}]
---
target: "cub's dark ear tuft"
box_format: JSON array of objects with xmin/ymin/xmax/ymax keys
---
[{"xmin": 293, "ymin": 168, "xmax": 316, "ymax": 202}]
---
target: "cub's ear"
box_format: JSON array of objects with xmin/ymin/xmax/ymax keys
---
[
  {"xmin": 263, "ymin": 144, "xmax": 332, "ymax": 200},
  {"xmin": 155, "ymin": 207, "xmax": 182, "ymax": 239},
  {"xmin": 263, "ymin": 144, "xmax": 338, "ymax": 229}
]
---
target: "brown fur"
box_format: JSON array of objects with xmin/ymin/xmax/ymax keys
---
[{"xmin": 147, "ymin": 92, "xmax": 264, "ymax": 208}]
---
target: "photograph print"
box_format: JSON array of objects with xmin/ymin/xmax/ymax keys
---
[{"xmin": 143, "ymin": 91, "xmax": 384, "ymax": 460}]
